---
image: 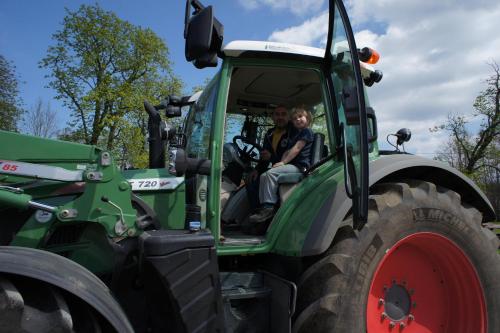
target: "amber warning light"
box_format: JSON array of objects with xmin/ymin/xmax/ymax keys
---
[{"xmin": 358, "ymin": 47, "xmax": 380, "ymax": 64}]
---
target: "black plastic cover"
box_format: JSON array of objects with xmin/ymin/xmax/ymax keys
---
[
  {"xmin": 140, "ymin": 230, "xmax": 224, "ymax": 333},
  {"xmin": 220, "ymin": 271, "xmax": 296, "ymax": 333},
  {"xmin": 140, "ymin": 229, "xmax": 214, "ymax": 256},
  {"xmin": 221, "ymin": 272, "xmax": 271, "ymax": 333}
]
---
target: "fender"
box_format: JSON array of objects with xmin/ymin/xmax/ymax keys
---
[
  {"xmin": 301, "ymin": 154, "xmax": 496, "ymax": 256},
  {"xmin": 0, "ymin": 246, "xmax": 133, "ymax": 333}
]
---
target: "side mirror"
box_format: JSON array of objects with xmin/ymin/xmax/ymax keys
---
[
  {"xmin": 194, "ymin": 53, "xmax": 219, "ymax": 69},
  {"xmin": 185, "ymin": 6, "xmax": 214, "ymax": 61},
  {"xmin": 184, "ymin": 1, "xmax": 223, "ymax": 69}
]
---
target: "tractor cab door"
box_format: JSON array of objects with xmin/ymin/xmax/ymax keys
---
[{"xmin": 324, "ymin": 0, "xmax": 369, "ymax": 227}]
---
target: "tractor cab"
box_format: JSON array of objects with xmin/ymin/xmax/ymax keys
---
[
  {"xmin": 181, "ymin": 49, "xmax": 332, "ymax": 238},
  {"xmin": 166, "ymin": 0, "xmax": 378, "ymax": 247}
]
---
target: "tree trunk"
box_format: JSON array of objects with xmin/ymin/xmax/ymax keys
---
[{"xmin": 107, "ymin": 122, "xmax": 116, "ymax": 150}]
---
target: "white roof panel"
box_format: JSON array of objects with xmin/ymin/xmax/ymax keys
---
[
  {"xmin": 223, "ymin": 40, "xmax": 325, "ymax": 58},
  {"xmin": 222, "ymin": 40, "xmax": 376, "ymax": 78}
]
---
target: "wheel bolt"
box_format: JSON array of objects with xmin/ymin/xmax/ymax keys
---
[
  {"xmin": 408, "ymin": 314, "xmax": 415, "ymax": 322},
  {"xmin": 400, "ymin": 322, "xmax": 406, "ymax": 329},
  {"xmin": 378, "ymin": 298, "xmax": 385, "ymax": 307},
  {"xmin": 381, "ymin": 312, "xmax": 387, "ymax": 320},
  {"xmin": 389, "ymin": 321, "xmax": 395, "ymax": 329},
  {"xmin": 412, "ymin": 301, "xmax": 417, "ymax": 308}
]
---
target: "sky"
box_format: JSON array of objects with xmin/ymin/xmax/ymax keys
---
[{"xmin": 1, "ymin": 0, "xmax": 499, "ymax": 156}]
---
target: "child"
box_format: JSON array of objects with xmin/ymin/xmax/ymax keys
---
[{"xmin": 249, "ymin": 107, "xmax": 313, "ymax": 225}]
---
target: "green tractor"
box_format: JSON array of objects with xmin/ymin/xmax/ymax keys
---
[{"xmin": 1, "ymin": 0, "xmax": 499, "ymax": 332}]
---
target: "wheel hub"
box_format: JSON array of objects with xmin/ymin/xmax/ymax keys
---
[{"xmin": 384, "ymin": 283, "xmax": 411, "ymax": 321}]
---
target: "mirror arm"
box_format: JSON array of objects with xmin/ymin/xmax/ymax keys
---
[{"xmin": 191, "ymin": 0, "xmax": 205, "ymax": 12}]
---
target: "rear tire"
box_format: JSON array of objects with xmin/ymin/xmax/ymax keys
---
[
  {"xmin": 0, "ymin": 274, "xmax": 108, "ymax": 332},
  {"xmin": 293, "ymin": 181, "xmax": 500, "ymax": 333}
]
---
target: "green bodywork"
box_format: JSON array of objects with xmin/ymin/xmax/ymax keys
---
[
  {"xmin": 122, "ymin": 168, "xmax": 186, "ymax": 230},
  {"xmin": 0, "ymin": 132, "xmax": 186, "ymax": 273},
  {"xmin": 0, "ymin": 54, "xmax": 377, "ymax": 274}
]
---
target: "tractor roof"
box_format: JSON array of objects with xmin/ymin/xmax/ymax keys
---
[
  {"xmin": 222, "ymin": 40, "xmax": 376, "ymax": 77},
  {"xmin": 223, "ymin": 40, "xmax": 325, "ymax": 59}
]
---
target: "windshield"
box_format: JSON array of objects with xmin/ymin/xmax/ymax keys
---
[{"xmin": 184, "ymin": 74, "xmax": 220, "ymax": 159}]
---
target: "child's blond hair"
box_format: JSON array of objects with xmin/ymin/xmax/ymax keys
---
[{"xmin": 291, "ymin": 107, "xmax": 312, "ymax": 126}]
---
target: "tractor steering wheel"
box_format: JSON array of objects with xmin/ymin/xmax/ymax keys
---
[{"xmin": 232, "ymin": 136, "xmax": 262, "ymax": 163}]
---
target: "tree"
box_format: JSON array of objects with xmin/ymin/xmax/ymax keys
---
[
  {"xmin": 24, "ymin": 98, "xmax": 59, "ymax": 138},
  {"xmin": 191, "ymin": 77, "xmax": 212, "ymax": 94},
  {"xmin": 41, "ymin": 4, "xmax": 182, "ymax": 166},
  {"xmin": 0, "ymin": 55, "xmax": 23, "ymax": 131},
  {"xmin": 433, "ymin": 61, "xmax": 500, "ymax": 215}
]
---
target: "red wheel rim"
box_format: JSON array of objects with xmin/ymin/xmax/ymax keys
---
[{"xmin": 366, "ymin": 232, "xmax": 487, "ymax": 333}]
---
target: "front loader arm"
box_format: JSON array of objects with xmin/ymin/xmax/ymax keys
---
[
  {"xmin": 0, "ymin": 186, "xmax": 39, "ymax": 211},
  {"xmin": 0, "ymin": 153, "xmax": 138, "ymax": 240}
]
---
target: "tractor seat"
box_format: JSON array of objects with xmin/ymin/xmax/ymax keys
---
[
  {"xmin": 278, "ymin": 133, "xmax": 327, "ymax": 202},
  {"xmin": 277, "ymin": 172, "xmax": 305, "ymax": 184},
  {"xmin": 277, "ymin": 133, "xmax": 326, "ymax": 185}
]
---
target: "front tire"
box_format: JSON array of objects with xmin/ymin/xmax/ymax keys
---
[
  {"xmin": 0, "ymin": 274, "xmax": 109, "ymax": 332},
  {"xmin": 294, "ymin": 181, "xmax": 500, "ymax": 333}
]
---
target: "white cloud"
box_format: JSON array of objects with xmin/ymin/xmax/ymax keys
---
[
  {"xmin": 268, "ymin": 11, "xmax": 328, "ymax": 46},
  {"xmin": 267, "ymin": 0, "xmax": 500, "ymax": 157},
  {"xmin": 238, "ymin": 0, "xmax": 325, "ymax": 16},
  {"xmin": 353, "ymin": 29, "xmax": 379, "ymax": 49}
]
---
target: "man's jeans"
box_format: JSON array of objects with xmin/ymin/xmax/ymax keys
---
[{"xmin": 259, "ymin": 164, "xmax": 300, "ymax": 205}]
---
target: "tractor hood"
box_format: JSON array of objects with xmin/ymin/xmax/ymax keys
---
[{"xmin": 0, "ymin": 130, "xmax": 98, "ymax": 163}]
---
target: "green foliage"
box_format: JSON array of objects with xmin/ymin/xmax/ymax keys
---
[
  {"xmin": 114, "ymin": 121, "xmax": 149, "ymax": 168},
  {"xmin": 0, "ymin": 55, "xmax": 24, "ymax": 131},
  {"xmin": 41, "ymin": 4, "xmax": 182, "ymax": 167},
  {"xmin": 191, "ymin": 77, "xmax": 212, "ymax": 94}
]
